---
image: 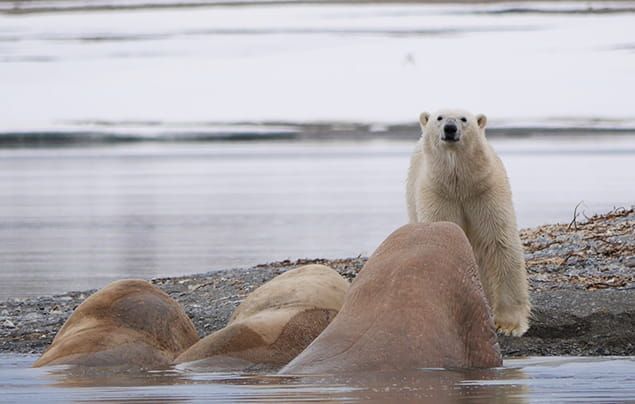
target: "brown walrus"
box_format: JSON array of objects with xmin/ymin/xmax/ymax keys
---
[
  {"xmin": 174, "ymin": 264, "xmax": 349, "ymax": 370},
  {"xmin": 280, "ymin": 222, "xmax": 502, "ymax": 374},
  {"xmin": 33, "ymin": 279, "xmax": 199, "ymax": 368}
]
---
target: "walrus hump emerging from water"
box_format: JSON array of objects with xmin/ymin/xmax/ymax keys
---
[
  {"xmin": 281, "ymin": 222, "xmax": 502, "ymax": 374},
  {"xmin": 33, "ymin": 280, "xmax": 199, "ymax": 368},
  {"xmin": 174, "ymin": 264, "xmax": 349, "ymax": 370}
]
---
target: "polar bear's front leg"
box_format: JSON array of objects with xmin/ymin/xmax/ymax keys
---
[{"xmin": 465, "ymin": 197, "xmax": 531, "ymax": 337}]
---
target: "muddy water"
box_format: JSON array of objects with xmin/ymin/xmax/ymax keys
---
[{"xmin": 1, "ymin": 355, "xmax": 634, "ymax": 402}]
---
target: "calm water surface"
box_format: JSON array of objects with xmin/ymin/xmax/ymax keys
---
[
  {"xmin": 1, "ymin": 355, "xmax": 633, "ymax": 402},
  {"xmin": 0, "ymin": 137, "xmax": 633, "ymax": 299}
]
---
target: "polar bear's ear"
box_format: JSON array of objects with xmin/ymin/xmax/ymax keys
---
[
  {"xmin": 476, "ymin": 114, "xmax": 487, "ymax": 129},
  {"xmin": 419, "ymin": 112, "xmax": 430, "ymax": 129}
]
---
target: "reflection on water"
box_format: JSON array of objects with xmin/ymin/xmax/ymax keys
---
[
  {"xmin": 2, "ymin": 354, "xmax": 634, "ymax": 402},
  {"xmin": 0, "ymin": 137, "xmax": 634, "ymax": 299}
]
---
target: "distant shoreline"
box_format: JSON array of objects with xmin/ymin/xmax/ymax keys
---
[
  {"xmin": 2, "ymin": 0, "xmax": 635, "ymax": 16},
  {"xmin": 1, "ymin": 208, "xmax": 633, "ymax": 357},
  {"xmin": 1, "ymin": 123, "xmax": 635, "ymax": 147}
]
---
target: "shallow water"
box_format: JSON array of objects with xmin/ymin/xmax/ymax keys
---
[
  {"xmin": 1, "ymin": 354, "xmax": 634, "ymax": 402},
  {"xmin": 0, "ymin": 136, "xmax": 634, "ymax": 299}
]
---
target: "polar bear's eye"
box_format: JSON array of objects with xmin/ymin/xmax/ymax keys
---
[
  {"xmin": 437, "ymin": 116, "xmax": 443, "ymax": 121},
  {"xmin": 461, "ymin": 117, "xmax": 467, "ymax": 122}
]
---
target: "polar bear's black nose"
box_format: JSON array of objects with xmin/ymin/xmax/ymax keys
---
[
  {"xmin": 444, "ymin": 123, "xmax": 458, "ymax": 135},
  {"xmin": 443, "ymin": 124, "xmax": 459, "ymax": 141}
]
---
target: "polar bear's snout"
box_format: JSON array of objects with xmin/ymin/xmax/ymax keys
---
[{"xmin": 442, "ymin": 122, "xmax": 460, "ymax": 142}]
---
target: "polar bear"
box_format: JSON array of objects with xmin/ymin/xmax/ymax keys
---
[{"xmin": 406, "ymin": 109, "xmax": 530, "ymax": 336}]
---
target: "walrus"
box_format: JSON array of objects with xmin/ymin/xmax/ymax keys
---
[
  {"xmin": 280, "ymin": 222, "xmax": 502, "ymax": 374},
  {"xmin": 174, "ymin": 264, "xmax": 349, "ymax": 370},
  {"xmin": 33, "ymin": 279, "xmax": 199, "ymax": 368}
]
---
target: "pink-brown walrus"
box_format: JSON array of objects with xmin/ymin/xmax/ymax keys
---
[
  {"xmin": 33, "ymin": 280, "xmax": 199, "ymax": 368},
  {"xmin": 280, "ymin": 222, "xmax": 502, "ymax": 374},
  {"xmin": 175, "ymin": 264, "xmax": 349, "ymax": 370}
]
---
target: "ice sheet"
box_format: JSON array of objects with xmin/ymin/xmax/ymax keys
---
[{"xmin": 1, "ymin": 2, "xmax": 635, "ymax": 132}]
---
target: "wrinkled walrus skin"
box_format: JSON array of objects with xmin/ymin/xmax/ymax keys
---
[
  {"xmin": 33, "ymin": 280, "xmax": 199, "ymax": 368},
  {"xmin": 174, "ymin": 264, "xmax": 349, "ymax": 370},
  {"xmin": 280, "ymin": 222, "xmax": 502, "ymax": 374}
]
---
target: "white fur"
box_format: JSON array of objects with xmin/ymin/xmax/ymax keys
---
[{"xmin": 406, "ymin": 108, "xmax": 530, "ymax": 336}]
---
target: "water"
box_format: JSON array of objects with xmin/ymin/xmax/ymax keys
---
[
  {"xmin": 0, "ymin": 136, "xmax": 634, "ymax": 300},
  {"xmin": 1, "ymin": 354, "xmax": 634, "ymax": 402}
]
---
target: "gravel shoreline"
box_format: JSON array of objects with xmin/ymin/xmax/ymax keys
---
[{"xmin": 1, "ymin": 208, "xmax": 633, "ymax": 357}]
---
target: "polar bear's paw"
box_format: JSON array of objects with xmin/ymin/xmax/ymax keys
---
[{"xmin": 494, "ymin": 304, "xmax": 530, "ymax": 337}]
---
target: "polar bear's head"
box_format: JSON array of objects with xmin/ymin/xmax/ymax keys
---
[{"xmin": 419, "ymin": 109, "xmax": 487, "ymax": 150}]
